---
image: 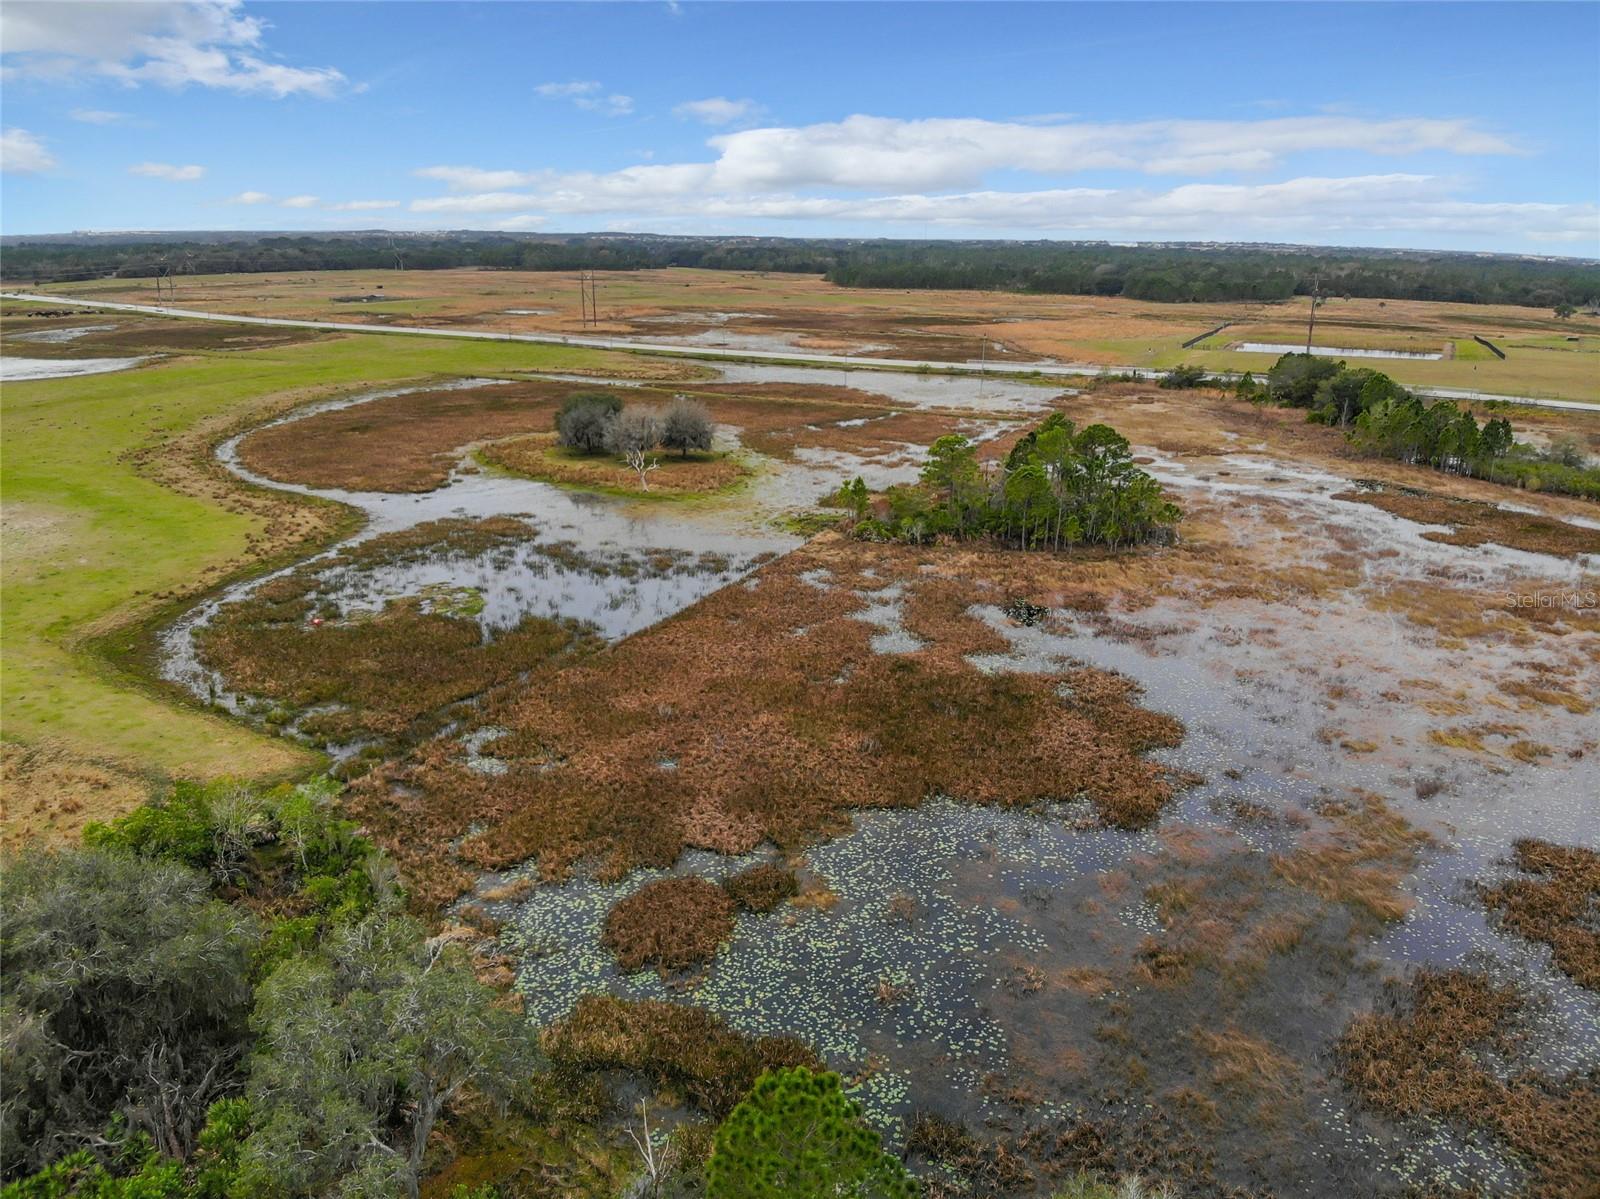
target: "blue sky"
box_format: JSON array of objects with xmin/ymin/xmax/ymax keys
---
[{"xmin": 2, "ymin": 1, "xmax": 1597, "ymax": 253}]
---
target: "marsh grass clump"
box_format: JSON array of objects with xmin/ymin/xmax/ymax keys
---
[
  {"xmin": 719, "ymin": 863, "xmax": 799, "ymax": 913},
  {"xmin": 196, "ymin": 518, "xmax": 595, "ymax": 756},
  {"xmin": 540, "ymin": 995, "xmax": 818, "ymax": 1118},
  {"xmin": 602, "ymin": 876, "xmax": 736, "ymax": 972},
  {"xmin": 1335, "ymin": 968, "xmax": 1600, "ymax": 1199},
  {"xmin": 1481, "ymin": 839, "xmax": 1600, "ymax": 991}
]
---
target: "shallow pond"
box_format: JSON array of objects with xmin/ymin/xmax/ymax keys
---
[
  {"xmin": 0, "ymin": 355, "xmax": 149, "ymax": 380},
  {"xmin": 1236, "ymin": 342, "xmax": 1445, "ymax": 361}
]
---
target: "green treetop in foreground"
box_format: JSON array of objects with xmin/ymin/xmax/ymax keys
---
[{"xmin": 705, "ymin": 1067, "xmax": 916, "ymax": 1199}]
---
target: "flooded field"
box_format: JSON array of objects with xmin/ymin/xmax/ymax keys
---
[
  {"xmin": 152, "ymin": 353, "xmax": 1600, "ymax": 1196},
  {"xmin": 0, "ymin": 355, "xmax": 149, "ymax": 380},
  {"xmin": 1235, "ymin": 342, "xmax": 1445, "ymax": 361}
]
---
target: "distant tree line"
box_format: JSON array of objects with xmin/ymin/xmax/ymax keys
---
[{"xmin": 3, "ymin": 234, "xmax": 1596, "ymax": 307}]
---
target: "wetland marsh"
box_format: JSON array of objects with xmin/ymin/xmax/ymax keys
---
[{"xmin": 4, "ymin": 288, "xmax": 1597, "ymax": 1197}]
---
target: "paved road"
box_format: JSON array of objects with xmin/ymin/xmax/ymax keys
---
[{"xmin": 6, "ymin": 290, "xmax": 1596, "ymax": 413}]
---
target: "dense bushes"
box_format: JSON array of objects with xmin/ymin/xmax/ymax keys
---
[
  {"xmin": 4, "ymin": 780, "xmax": 533, "ymax": 1199},
  {"xmin": 1252, "ymin": 352, "xmax": 1600, "ymax": 497},
  {"xmin": 0, "ymin": 850, "xmax": 258, "ymax": 1173},
  {"xmin": 555, "ymin": 393, "xmax": 714, "ymax": 462},
  {"xmin": 240, "ymin": 915, "xmax": 530, "ymax": 1199},
  {"xmin": 844, "ymin": 416, "xmax": 1180, "ymax": 550},
  {"xmin": 554, "ymin": 392, "xmax": 624, "ymax": 454}
]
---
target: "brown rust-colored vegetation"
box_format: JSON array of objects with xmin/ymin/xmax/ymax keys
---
[
  {"xmin": 345, "ymin": 537, "xmax": 1188, "ymax": 908},
  {"xmin": 1335, "ymin": 968, "xmax": 1600, "ymax": 1199},
  {"xmin": 1333, "ymin": 484, "xmax": 1600, "ymax": 558},
  {"xmin": 540, "ymin": 994, "xmax": 818, "ymax": 1117},
  {"xmin": 235, "ymin": 370, "xmax": 1015, "ymax": 499},
  {"xmin": 1481, "ymin": 839, "xmax": 1600, "ymax": 991},
  {"xmin": 600, "ymin": 876, "xmax": 736, "ymax": 972},
  {"xmin": 719, "ymin": 862, "xmax": 800, "ymax": 912},
  {"xmin": 197, "ymin": 518, "xmax": 596, "ymax": 749}
]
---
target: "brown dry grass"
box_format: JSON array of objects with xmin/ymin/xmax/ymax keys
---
[
  {"xmin": 600, "ymin": 876, "xmax": 736, "ymax": 972},
  {"xmin": 197, "ymin": 519, "xmax": 596, "ymax": 748},
  {"xmin": 1481, "ymin": 840, "xmax": 1600, "ymax": 991},
  {"xmin": 539, "ymin": 994, "xmax": 818, "ymax": 1117},
  {"xmin": 480, "ymin": 434, "xmax": 749, "ymax": 495},
  {"xmin": 1334, "ymin": 486, "xmax": 1600, "ymax": 558},
  {"xmin": 344, "ymin": 536, "xmax": 1188, "ymax": 909},
  {"xmin": 238, "ymin": 379, "xmax": 575, "ymax": 492},
  {"xmin": 233, "ymin": 373, "xmax": 986, "ymax": 497},
  {"xmin": 720, "ymin": 862, "xmax": 799, "ymax": 912},
  {"xmin": 0, "ymin": 740, "xmax": 153, "ymax": 850},
  {"xmin": 1336, "ymin": 969, "xmax": 1600, "ymax": 1199},
  {"xmin": 1269, "ymin": 791, "xmax": 1431, "ymax": 925}
]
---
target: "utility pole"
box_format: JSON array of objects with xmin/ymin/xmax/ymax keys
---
[
  {"xmin": 577, "ymin": 270, "xmax": 598, "ymax": 327},
  {"xmin": 1304, "ymin": 273, "xmax": 1321, "ymax": 354}
]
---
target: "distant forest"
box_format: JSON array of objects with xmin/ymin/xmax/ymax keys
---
[{"xmin": 3, "ymin": 233, "xmax": 1597, "ymax": 307}]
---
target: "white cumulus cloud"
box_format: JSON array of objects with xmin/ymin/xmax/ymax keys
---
[
  {"xmin": 227, "ymin": 189, "xmax": 273, "ymax": 204},
  {"xmin": 280, "ymin": 194, "xmax": 319, "ymax": 208},
  {"xmin": 1, "ymin": 0, "xmax": 347, "ymax": 97},
  {"xmin": 1, "ymin": 127, "xmax": 56, "ymax": 173}
]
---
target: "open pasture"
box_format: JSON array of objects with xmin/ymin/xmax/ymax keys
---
[{"xmin": 35, "ymin": 266, "xmax": 1600, "ymax": 401}]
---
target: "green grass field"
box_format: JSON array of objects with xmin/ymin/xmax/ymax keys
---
[{"xmin": 1, "ymin": 326, "xmax": 629, "ymax": 834}]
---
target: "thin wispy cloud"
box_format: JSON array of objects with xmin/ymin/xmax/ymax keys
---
[
  {"xmin": 535, "ymin": 80, "xmax": 633, "ymax": 116},
  {"xmin": 69, "ymin": 108, "xmax": 134, "ymax": 125},
  {"xmin": 673, "ymin": 97, "xmax": 763, "ymax": 127},
  {"xmin": 130, "ymin": 161, "xmax": 205, "ymax": 181}
]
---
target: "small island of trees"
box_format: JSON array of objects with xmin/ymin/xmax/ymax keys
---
[{"xmin": 833, "ymin": 416, "xmax": 1181, "ymax": 550}]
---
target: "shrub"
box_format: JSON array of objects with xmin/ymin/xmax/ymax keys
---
[
  {"xmin": 554, "ymin": 391, "xmax": 623, "ymax": 454},
  {"xmin": 605, "ymin": 404, "xmax": 665, "ymax": 458},
  {"xmin": 0, "ymin": 848, "xmax": 258, "ymax": 1173},
  {"xmin": 720, "ymin": 864, "xmax": 799, "ymax": 913},
  {"xmin": 239, "ymin": 915, "xmax": 532, "ymax": 1199},
  {"xmin": 1157, "ymin": 364, "xmax": 1208, "ymax": 390},
  {"xmin": 661, "ymin": 396, "xmax": 715, "ymax": 457},
  {"xmin": 602, "ymin": 876, "xmax": 735, "ymax": 971},
  {"xmin": 705, "ymin": 1067, "xmax": 915, "ymax": 1199},
  {"xmin": 541, "ymin": 996, "xmax": 818, "ymax": 1117}
]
